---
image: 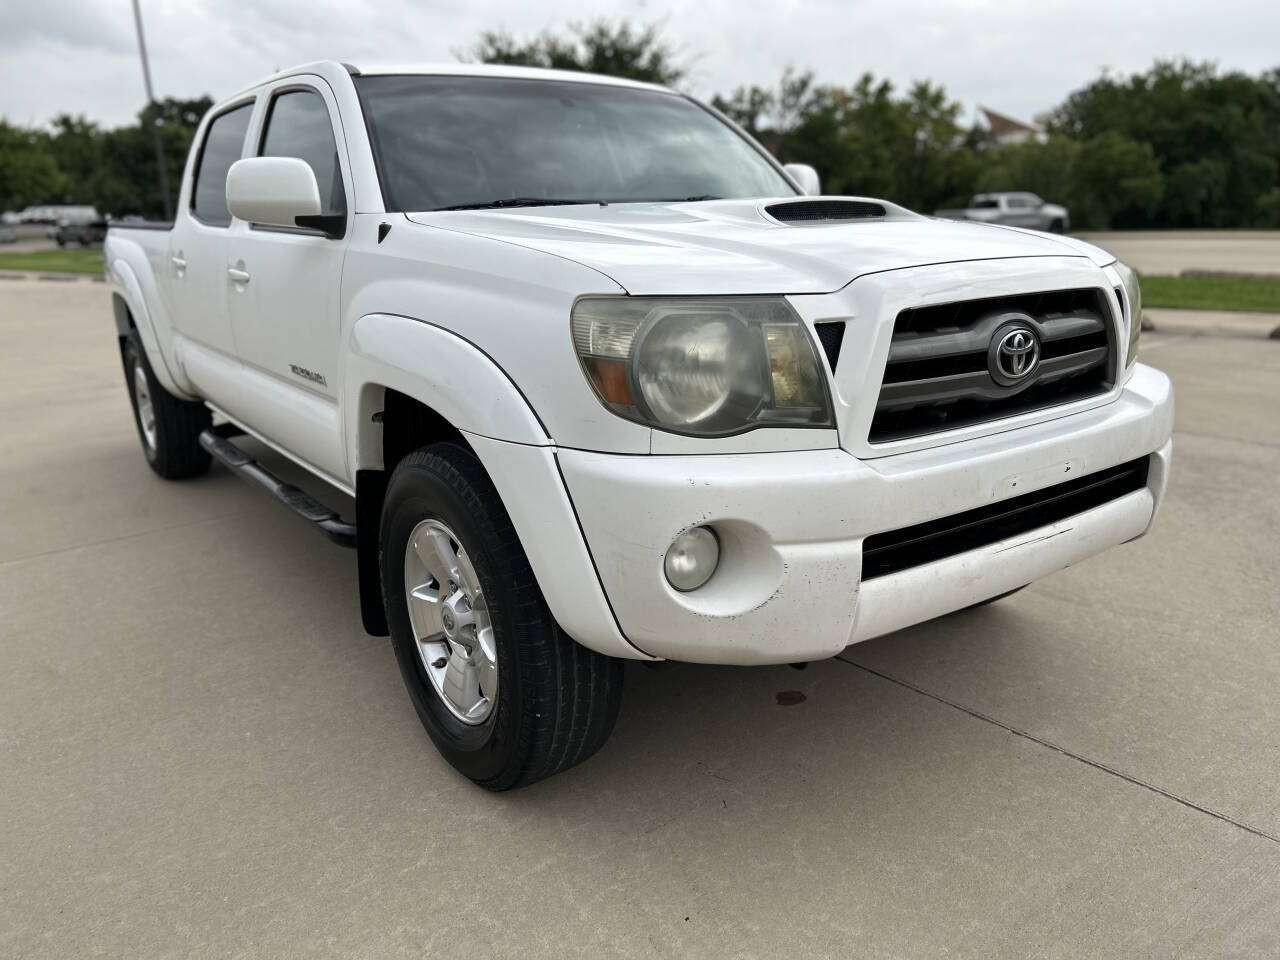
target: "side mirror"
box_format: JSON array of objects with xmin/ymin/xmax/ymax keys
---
[
  {"xmin": 783, "ymin": 163, "xmax": 821, "ymax": 196},
  {"xmin": 226, "ymin": 157, "xmax": 339, "ymax": 235}
]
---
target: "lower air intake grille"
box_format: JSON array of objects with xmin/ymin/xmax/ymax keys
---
[
  {"xmin": 860, "ymin": 456, "xmax": 1150, "ymax": 581},
  {"xmin": 870, "ymin": 288, "xmax": 1116, "ymax": 443},
  {"xmin": 814, "ymin": 320, "xmax": 845, "ymax": 371}
]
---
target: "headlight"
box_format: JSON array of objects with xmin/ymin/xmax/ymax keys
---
[
  {"xmin": 571, "ymin": 296, "xmax": 832, "ymax": 436},
  {"xmin": 1115, "ymin": 261, "xmax": 1142, "ymax": 369}
]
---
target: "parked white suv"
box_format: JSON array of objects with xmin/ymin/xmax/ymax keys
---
[{"xmin": 105, "ymin": 62, "xmax": 1173, "ymax": 789}]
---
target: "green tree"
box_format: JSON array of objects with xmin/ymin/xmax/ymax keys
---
[
  {"xmin": 47, "ymin": 115, "xmax": 101, "ymax": 202},
  {"xmin": 975, "ymin": 136, "xmax": 1081, "ymax": 209},
  {"xmin": 45, "ymin": 96, "xmax": 211, "ymax": 217},
  {"xmin": 1048, "ymin": 60, "xmax": 1280, "ymax": 226},
  {"xmin": 975, "ymin": 132, "xmax": 1163, "ymax": 229},
  {"xmin": 1073, "ymin": 131, "xmax": 1163, "ymax": 227},
  {"xmin": 0, "ymin": 121, "xmax": 64, "ymax": 210},
  {"xmin": 719, "ymin": 70, "xmax": 979, "ymax": 213},
  {"xmin": 468, "ymin": 20, "xmax": 685, "ymax": 86}
]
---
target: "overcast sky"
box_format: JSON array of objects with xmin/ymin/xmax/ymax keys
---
[{"xmin": 2, "ymin": 0, "xmax": 1277, "ymax": 129}]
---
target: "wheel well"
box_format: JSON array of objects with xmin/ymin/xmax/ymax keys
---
[
  {"xmin": 111, "ymin": 293, "xmax": 136, "ymax": 337},
  {"xmin": 381, "ymin": 387, "xmax": 469, "ymax": 472},
  {"xmin": 358, "ymin": 388, "xmax": 471, "ymax": 638}
]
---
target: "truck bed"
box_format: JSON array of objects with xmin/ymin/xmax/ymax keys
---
[{"xmin": 107, "ymin": 221, "xmax": 173, "ymax": 232}]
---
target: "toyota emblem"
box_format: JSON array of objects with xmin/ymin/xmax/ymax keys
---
[{"xmin": 990, "ymin": 326, "xmax": 1041, "ymax": 385}]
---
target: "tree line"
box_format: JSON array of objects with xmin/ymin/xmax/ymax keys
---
[{"xmin": 2, "ymin": 21, "xmax": 1277, "ymax": 230}]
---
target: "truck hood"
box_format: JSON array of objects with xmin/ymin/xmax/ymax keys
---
[{"xmin": 405, "ymin": 197, "xmax": 1113, "ymax": 296}]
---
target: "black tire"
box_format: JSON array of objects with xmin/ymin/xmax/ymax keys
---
[
  {"xmin": 1048, "ymin": 218, "xmax": 1065, "ymax": 234},
  {"xmin": 380, "ymin": 443, "xmax": 623, "ymax": 790},
  {"xmin": 121, "ymin": 330, "xmax": 211, "ymax": 479}
]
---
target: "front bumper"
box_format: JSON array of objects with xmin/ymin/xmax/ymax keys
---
[{"xmin": 558, "ymin": 362, "xmax": 1173, "ymax": 664}]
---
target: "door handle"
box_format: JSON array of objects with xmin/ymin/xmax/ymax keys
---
[
  {"xmin": 170, "ymin": 255, "xmax": 187, "ymax": 269},
  {"xmin": 227, "ymin": 266, "xmax": 251, "ymax": 284}
]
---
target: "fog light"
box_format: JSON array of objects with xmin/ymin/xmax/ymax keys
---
[{"xmin": 664, "ymin": 526, "xmax": 720, "ymax": 592}]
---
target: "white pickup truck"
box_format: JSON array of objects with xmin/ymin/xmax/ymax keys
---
[
  {"xmin": 935, "ymin": 192, "xmax": 1071, "ymax": 233},
  {"xmin": 105, "ymin": 61, "xmax": 1173, "ymax": 789}
]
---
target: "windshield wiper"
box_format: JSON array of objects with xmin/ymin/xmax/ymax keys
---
[{"xmin": 433, "ymin": 197, "xmax": 600, "ymax": 211}]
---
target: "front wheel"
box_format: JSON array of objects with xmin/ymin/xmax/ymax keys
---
[{"xmin": 380, "ymin": 443, "xmax": 623, "ymax": 790}]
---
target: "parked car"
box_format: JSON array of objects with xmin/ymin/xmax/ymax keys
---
[
  {"xmin": 1, "ymin": 210, "xmax": 20, "ymax": 226},
  {"xmin": 49, "ymin": 206, "xmax": 101, "ymax": 242},
  {"xmin": 54, "ymin": 217, "xmax": 107, "ymax": 247},
  {"xmin": 936, "ymin": 192, "xmax": 1070, "ymax": 232},
  {"xmin": 105, "ymin": 62, "xmax": 1169, "ymax": 790},
  {"xmin": 19, "ymin": 205, "xmax": 61, "ymax": 224}
]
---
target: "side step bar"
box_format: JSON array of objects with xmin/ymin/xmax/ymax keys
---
[{"xmin": 198, "ymin": 425, "xmax": 357, "ymax": 548}]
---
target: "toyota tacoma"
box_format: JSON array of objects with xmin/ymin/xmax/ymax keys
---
[{"xmin": 105, "ymin": 62, "xmax": 1172, "ymax": 789}]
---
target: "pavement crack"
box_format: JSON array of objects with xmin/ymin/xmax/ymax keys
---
[{"xmin": 835, "ymin": 654, "xmax": 1280, "ymax": 846}]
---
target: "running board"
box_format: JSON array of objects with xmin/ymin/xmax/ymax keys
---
[{"xmin": 199, "ymin": 426, "xmax": 357, "ymax": 548}]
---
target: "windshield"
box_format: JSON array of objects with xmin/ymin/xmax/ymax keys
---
[{"xmin": 355, "ymin": 75, "xmax": 796, "ymax": 211}]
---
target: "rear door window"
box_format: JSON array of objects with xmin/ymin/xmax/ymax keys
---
[{"xmin": 191, "ymin": 103, "xmax": 253, "ymax": 226}]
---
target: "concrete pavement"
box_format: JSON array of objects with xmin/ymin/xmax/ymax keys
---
[{"xmin": 2, "ymin": 280, "xmax": 1279, "ymax": 958}]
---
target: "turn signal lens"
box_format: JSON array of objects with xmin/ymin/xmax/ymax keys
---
[
  {"xmin": 1116, "ymin": 261, "xmax": 1142, "ymax": 369},
  {"xmin": 764, "ymin": 323, "xmax": 824, "ymax": 408},
  {"xmin": 583, "ymin": 356, "xmax": 633, "ymax": 405}
]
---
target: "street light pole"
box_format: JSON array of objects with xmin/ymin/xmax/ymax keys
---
[{"xmin": 130, "ymin": 0, "xmax": 172, "ymax": 220}]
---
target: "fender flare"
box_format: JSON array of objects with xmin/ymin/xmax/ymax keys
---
[
  {"xmin": 343, "ymin": 313, "xmax": 652, "ymax": 660},
  {"xmin": 344, "ymin": 312, "xmax": 550, "ymax": 471},
  {"xmin": 108, "ymin": 254, "xmax": 195, "ymax": 398}
]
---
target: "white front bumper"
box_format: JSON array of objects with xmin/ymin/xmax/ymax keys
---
[{"xmin": 558, "ymin": 363, "xmax": 1173, "ymax": 664}]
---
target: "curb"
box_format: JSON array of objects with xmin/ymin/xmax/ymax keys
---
[
  {"xmin": 1142, "ymin": 309, "xmax": 1280, "ymax": 342},
  {"xmin": 1181, "ymin": 268, "xmax": 1280, "ymax": 281}
]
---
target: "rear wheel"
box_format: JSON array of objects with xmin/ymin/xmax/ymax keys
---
[
  {"xmin": 121, "ymin": 330, "xmax": 211, "ymax": 479},
  {"xmin": 1048, "ymin": 218, "xmax": 1065, "ymax": 234},
  {"xmin": 381, "ymin": 443, "xmax": 623, "ymax": 790}
]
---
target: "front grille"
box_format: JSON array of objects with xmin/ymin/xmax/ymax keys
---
[
  {"xmin": 861, "ymin": 456, "xmax": 1149, "ymax": 580},
  {"xmin": 869, "ymin": 288, "xmax": 1116, "ymax": 443}
]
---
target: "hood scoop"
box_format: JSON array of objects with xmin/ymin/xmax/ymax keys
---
[{"xmin": 764, "ymin": 198, "xmax": 887, "ymax": 224}]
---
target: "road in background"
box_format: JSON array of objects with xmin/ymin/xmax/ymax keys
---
[
  {"xmin": 0, "ymin": 224, "xmax": 58, "ymax": 254},
  {"xmin": 2, "ymin": 279, "xmax": 1278, "ymax": 958},
  {"xmin": 1075, "ymin": 230, "xmax": 1280, "ymax": 276}
]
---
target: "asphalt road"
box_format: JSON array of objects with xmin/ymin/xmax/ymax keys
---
[
  {"xmin": 1074, "ymin": 230, "xmax": 1280, "ymax": 276},
  {"xmin": 2, "ymin": 279, "xmax": 1278, "ymax": 958}
]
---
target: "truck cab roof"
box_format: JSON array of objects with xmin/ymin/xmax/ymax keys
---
[{"xmin": 227, "ymin": 60, "xmax": 670, "ymax": 103}]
